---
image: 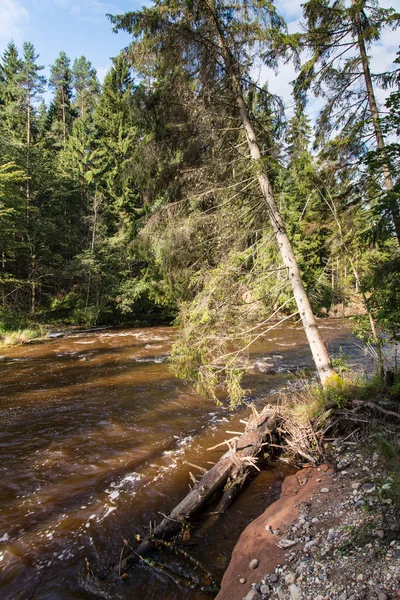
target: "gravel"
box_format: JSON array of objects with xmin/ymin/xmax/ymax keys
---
[{"xmin": 240, "ymin": 443, "xmax": 400, "ymax": 600}]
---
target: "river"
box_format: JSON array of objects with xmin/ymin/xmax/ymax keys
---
[{"xmin": 0, "ymin": 321, "xmax": 375, "ymax": 599}]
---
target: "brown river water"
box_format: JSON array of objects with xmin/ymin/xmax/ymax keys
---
[{"xmin": 0, "ymin": 321, "xmax": 375, "ymax": 600}]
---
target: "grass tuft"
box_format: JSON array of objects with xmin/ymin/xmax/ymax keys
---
[{"xmin": 0, "ymin": 327, "xmax": 44, "ymax": 347}]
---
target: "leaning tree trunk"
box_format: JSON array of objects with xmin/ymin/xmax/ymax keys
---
[
  {"xmin": 353, "ymin": 0, "xmax": 400, "ymax": 245},
  {"xmin": 212, "ymin": 19, "xmax": 336, "ymax": 386}
]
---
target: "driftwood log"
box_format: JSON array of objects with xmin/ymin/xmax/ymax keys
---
[{"xmin": 109, "ymin": 404, "xmax": 279, "ymax": 578}]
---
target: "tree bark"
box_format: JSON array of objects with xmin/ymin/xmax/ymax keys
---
[
  {"xmin": 353, "ymin": 0, "xmax": 400, "ymax": 244},
  {"xmin": 211, "ymin": 11, "xmax": 335, "ymax": 386},
  {"xmin": 110, "ymin": 405, "xmax": 277, "ymax": 576},
  {"xmin": 62, "ymin": 88, "xmax": 66, "ymax": 146}
]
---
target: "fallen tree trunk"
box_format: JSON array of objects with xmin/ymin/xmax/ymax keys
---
[{"xmin": 92, "ymin": 404, "xmax": 279, "ymax": 585}]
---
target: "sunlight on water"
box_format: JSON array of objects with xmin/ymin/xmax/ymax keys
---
[{"xmin": 0, "ymin": 322, "xmax": 373, "ymax": 600}]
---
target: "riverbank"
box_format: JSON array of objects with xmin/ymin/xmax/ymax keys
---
[
  {"xmin": 216, "ymin": 408, "xmax": 400, "ymax": 600},
  {"xmin": 0, "ymin": 324, "xmax": 113, "ymax": 348}
]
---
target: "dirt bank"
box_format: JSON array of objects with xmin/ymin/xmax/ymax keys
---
[{"xmin": 216, "ymin": 443, "xmax": 399, "ymax": 600}]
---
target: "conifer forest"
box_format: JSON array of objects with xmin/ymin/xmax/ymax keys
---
[{"xmin": 1, "ymin": 0, "xmax": 400, "ymax": 401}]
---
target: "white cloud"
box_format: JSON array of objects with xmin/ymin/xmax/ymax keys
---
[
  {"xmin": 278, "ymin": 0, "xmax": 302, "ymax": 22},
  {"xmin": 0, "ymin": 0, "xmax": 29, "ymax": 46}
]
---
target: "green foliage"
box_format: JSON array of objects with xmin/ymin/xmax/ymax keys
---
[
  {"xmin": 72, "ymin": 56, "xmax": 100, "ymax": 118},
  {"xmin": 0, "ymin": 0, "xmax": 399, "ymax": 392},
  {"xmin": 331, "ymin": 347, "xmax": 350, "ymax": 376},
  {"xmin": 170, "ymin": 235, "xmax": 294, "ymax": 407},
  {"xmin": 48, "ymin": 51, "xmax": 74, "ymax": 147},
  {"xmin": 362, "ymin": 250, "xmax": 400, "ymax": 341}
]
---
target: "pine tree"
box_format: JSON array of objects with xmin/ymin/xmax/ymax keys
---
[{"xmin": 93, "ymin": 55, "xmax": 139, "ymax": 221}]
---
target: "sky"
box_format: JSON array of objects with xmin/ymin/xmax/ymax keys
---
[
  {"xmin": 0, "ymin": 0, "xmax": 138, "ymax": 82},
  {"xmin": 0, "ymin": 0, "xmax": 399, "ymax": 110}
]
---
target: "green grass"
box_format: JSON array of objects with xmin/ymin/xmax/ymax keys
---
[{"xmin": 0, "ymin": 326, "xmax": 44, "ymax": 347}]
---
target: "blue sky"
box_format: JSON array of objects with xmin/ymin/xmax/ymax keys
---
[
  {"xmin": 0, "ymin": 0, "xmax": 142, "ymax": 82},
  {"xmin": 0, "ymin": 0, "xmax": 399, "ymax": 110}
]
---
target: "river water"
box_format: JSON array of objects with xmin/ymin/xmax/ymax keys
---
[{"xmin": 0, "ymin": 321, "xmax": 374, "ymax": 599}]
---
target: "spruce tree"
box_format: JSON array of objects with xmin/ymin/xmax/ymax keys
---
[
  {"xmin": 0, "ymin": 41, "xmax": 25, "ymax": 143},
  {"xmin": 49, "ymin": 51, "xmax": 73, "ymax": 147},
  {"xmin": 295, "ymin": 0, "xmax": 400, "ymax": 243},
  {"xmin": 72, "ymin": 56, "xmax": 100, "ymax": 118},
  {"xmin": 110, "ymin": 0, "xmax": 336, "ymax": 389},
  {"xmin": 282, "ymin": 107, "xmax": 331, "ymax": 311}
]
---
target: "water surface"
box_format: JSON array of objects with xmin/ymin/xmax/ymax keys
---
[{"xmin": 0, "ymin": 321, "xmax": 373, "ymax": 599}]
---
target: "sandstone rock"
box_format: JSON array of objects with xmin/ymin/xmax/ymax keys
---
[
  {"xmin": 320, "ymin": 488, "xmax": 329, "ymax": 493},
  {"xmin": 239, "ymin": 578, "xmax": 246, "ymax": 584},
  {"xmin": 249, "ymin": 558, "xmax": 259, "ymax": 570},
  {"xmin": 378, "ymin": 594, "xmax": 388, "ymax": 600}
]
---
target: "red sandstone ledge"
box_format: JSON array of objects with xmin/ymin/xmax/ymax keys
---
[{"xmin": 215, "ymin": 466, "xmax": 332, "ymax": 600}]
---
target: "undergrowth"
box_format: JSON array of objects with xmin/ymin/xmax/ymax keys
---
[
  {"xmin": 0, "ymin": 326, "xmax": 44, "ymax": 347},
  {"xmin": 275, "ymin": 368, "xmax": 400, "ymax": 484},
  {"xmin": 279, "ymin": 370, "xmax": 400, "ymax": 426}
]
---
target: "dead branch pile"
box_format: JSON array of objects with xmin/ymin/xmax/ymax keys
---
[{"xmin": 281, "ymin": 398, "xmax": 400, "ymax": 467}]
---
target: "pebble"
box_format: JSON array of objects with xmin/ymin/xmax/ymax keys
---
[
  {"xmin": 288, "ymin": 583, "xmax": 302, "ymax": 600},
  {"xmin": 276, "ymin": 586, "xmax": 285, "ymax": 599},
  {"xmin": 327, "ymin": 528, "xmax": 335, "ymax": 541},
  {"xmin": 285, "ymin": 572, "xmax": 296, "ymax": 585},
  {"xmin": 377, "ymin": 530, "xmax": 385, "ymax": 538},
  {"xmin": 244, "ymin": 591, "xmax": 261, "ymax": 600},
  {"xmin": 230, "ymin": 446, "xmax": 398, "ymax": 600}
]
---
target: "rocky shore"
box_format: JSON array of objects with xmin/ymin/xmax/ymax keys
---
[{"xmin": 216, "ymin": 442, "xmax": 399, "ymax": 600}]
